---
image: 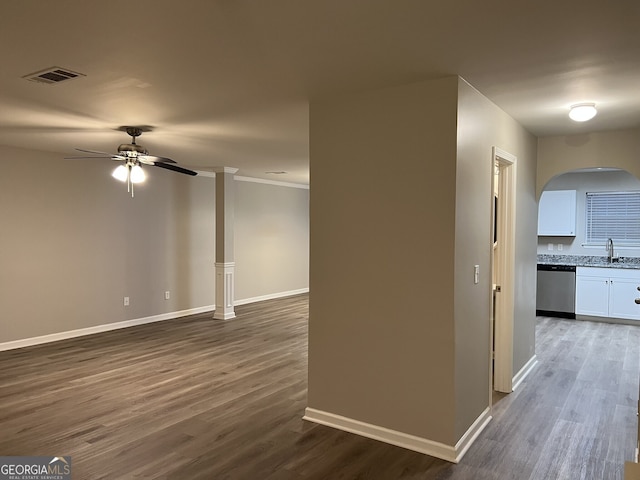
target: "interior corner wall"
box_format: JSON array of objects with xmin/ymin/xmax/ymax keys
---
[
  {"xmin": 455, "ymin": 79, "xmax": 538, "ymax": 440},
  {"xmin": 234, "ymin": 179, "xmax": 309, "ymax": 302},
  {"xmin": 0, "ymin": 144, "xmax": 216, "ymax": 344},
  {"xmin": 308, "ymin": 77, "xmax": 459, "ymax": 446}
]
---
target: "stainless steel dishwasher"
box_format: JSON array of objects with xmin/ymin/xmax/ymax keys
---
[{"xmin": 536, "ymin": 264, "xmax": 576, "ymax": 318}]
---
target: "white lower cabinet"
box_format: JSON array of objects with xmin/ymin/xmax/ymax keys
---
[
  {"xmin": 575, "ymin": 275, "xmax": 609, "ymax": 316},
  {"xmin": 576, "ymin": 267, "xmax": 640, "ymax": 320},
  {"xmin": 609, "ymin": 278, "xmax": 640, "ymax": 319}
]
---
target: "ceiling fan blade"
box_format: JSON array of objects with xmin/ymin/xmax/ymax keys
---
[
  {"xmin": 65, "ymin": 154, "xmax": 126, "ymax": 160},
  {"xmin": 152, "ymin": 162, "xmax": 198, "ymax": 176},
  {"xmin": 75, "ymin": 148, "xmax": 114, "ymax": 156},
  {"xmin": 140, "ymin": 155, "xmax": 176, "ymax": 164}
]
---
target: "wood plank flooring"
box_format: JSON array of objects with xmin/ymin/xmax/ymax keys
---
[{"xmin": 0, "ymin": 296, "xmax": 638, "ymax": 479}]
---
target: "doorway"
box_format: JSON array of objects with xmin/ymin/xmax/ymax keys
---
[{"xmin": 491, "ymin": 147, "xmax": 517, "ymax": 394}]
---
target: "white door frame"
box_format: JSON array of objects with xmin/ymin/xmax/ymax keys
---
[{"xmin": 492, "ymin": 147, "xmax": 517, "ymax": 394}]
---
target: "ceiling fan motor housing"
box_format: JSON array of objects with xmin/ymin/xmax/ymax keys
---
[
  {"xmin": 118, "ymin": 126, "xmax": 148, "ymax": 156},
  {"xmin": 118, "ymin": 143, "xmax": 148, "ymax": 156}
]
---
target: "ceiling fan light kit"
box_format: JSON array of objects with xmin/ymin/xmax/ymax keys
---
[
  {"xmin": 130, "ymin": 165, "xmax": 145, "ymax": 183},
  {"xmin": 112, "ymin": 163, "xmax": 146, "ymax": 196},
  {"xmin": 66, "ymin": 126, "xmax": 197, "ymax": 197},
  {"xmin": 569, "ymin": 103, "xmax": 597, "ymax": 122},
  {"xmin": 112, "ymin": 164, "xmax": 129, "ymax": 182}
]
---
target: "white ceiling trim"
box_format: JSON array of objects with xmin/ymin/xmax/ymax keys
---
[
  {"xmin": 235, "ymin": 175, "xmax": 309, "ymax": 190},
  {"xmin": 195, "ymin": 171, "xmax": 309, "ymax": 189}
]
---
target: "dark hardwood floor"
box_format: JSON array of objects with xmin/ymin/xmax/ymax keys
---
[{"xmin": 0, "ymin": 296, "xmax": 638, "ymax": 479}]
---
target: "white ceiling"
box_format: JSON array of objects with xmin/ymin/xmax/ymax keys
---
[{"xmin": 1, "ymin": 1, "xmax": 639, "ymax": 185}]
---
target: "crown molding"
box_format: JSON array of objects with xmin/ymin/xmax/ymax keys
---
[
  {"xmin": 235, "ymin": 175, "xmax": 309, "ymax": 189},
  {"xmin": 193, "ymin": 171, "xmax": 309, "ymax": 189}
]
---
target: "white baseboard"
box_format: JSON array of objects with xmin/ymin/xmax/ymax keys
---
[
  {"xmin": 303, "ymin": 406, "xmax": 491, "ymax": 463},
  {"xmin": 0, "ymin": 288, "xmax": 310, "ymax": 352},
  {"xmin": 454, "ymin": 407, "xmax": 492, "ymax": 462},
  {"xmin": 0, "ymin": 305, "xmax": 216, "ymax": 352},
  {"xmin": 512, "ymin": 354, "xmax": 538, "ymax": 391},
  {"xmin": 235, "ymin": 288, "xmax": 309, "ymax": 306}
]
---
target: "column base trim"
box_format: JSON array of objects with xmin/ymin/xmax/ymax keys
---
[
  {"xmin": 215, "ymin": 263, "xmax": 235, "ymax": 320},
  {"xmin": 303, "ymin": 407, "xmax": 491, "ymax": 463},
  {"xmin": 213, "ymin": 311, "xmax": 236, "ymax": 320}
]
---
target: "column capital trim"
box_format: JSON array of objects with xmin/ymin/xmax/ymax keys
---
[
  {"xmin": 214, "ymin": 262, "xmax": 236, "ymax": 268},
  {"xmin": 212, "ymin": 166, "xmax": 239, "ymax": 174}
]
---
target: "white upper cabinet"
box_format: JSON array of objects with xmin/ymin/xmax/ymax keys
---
[{"xmin": 537, "ymin": 190, "xmax": 577, "ymax": 236}]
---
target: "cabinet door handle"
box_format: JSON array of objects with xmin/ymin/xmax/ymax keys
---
[{"xmin": 635, "ymin": 298, "xmax": 640, "ymax": 305}]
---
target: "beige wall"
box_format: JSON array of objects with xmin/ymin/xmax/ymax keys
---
[
  {"xmin": 308, "ymin": 76, "xmax": 538, "ymax": 448},
  {"xmin": 0, "ymin": 145, "xmax": 216, "ymax": 343},
  {"xmin": 456, "ymin": 79, "xmax": 538, "ymax": 438},
  {"xmin": 0, "ymin": 145, "xmax": 310, "ymax": 345},
  {"xmin": 235, "ymin": 179, "xmax": 309, "ymax": 300},
  {"xmin": 309, "ymin": 77, "xmax": 460, "ymax": 445},
  {"xmin": 537, "ymin": 127, "xmax": 640, "ymax": 196}
]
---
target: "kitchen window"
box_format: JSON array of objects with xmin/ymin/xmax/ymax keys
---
[{"xmin": 585, "ymin": 191, "xmax": 640, "ymax": 246}]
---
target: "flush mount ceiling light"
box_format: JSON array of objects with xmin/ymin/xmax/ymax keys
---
[{"xmin": 569, "ymin": 103, "xmax": 597, "ymax": 122}]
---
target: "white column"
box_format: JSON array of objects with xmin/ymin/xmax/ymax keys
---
[{"xmin": 213, "ymin": 167, "xmax": 238, "ymax": 320}]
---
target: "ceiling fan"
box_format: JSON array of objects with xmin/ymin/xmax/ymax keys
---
[{"xmin": 67, "ymin": 126, "xmax": 198, "ymax": 197}]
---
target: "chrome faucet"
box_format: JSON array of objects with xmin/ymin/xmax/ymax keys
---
[{"xmin": 606, "ymin": 238, "xmax": 617, "ymax": 263}]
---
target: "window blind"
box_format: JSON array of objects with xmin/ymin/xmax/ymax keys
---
[{"xmin": 585, "ymin": 191, "xmax": 640, "ymax": 245}]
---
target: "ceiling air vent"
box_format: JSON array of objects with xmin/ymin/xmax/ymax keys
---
[{"xmin": 23, "ymin": 67, "xmax": 85, "ymax": 85}]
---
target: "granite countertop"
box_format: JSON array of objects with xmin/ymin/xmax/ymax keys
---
[{"xmin": 537, "ymin": 254, "xmax": 640, "ymax": 269}]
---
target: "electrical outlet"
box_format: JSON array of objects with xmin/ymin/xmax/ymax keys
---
[
  {"xmin": 547, "ymin": 243, "xmax": 554, "ymax": 251},
  {"xmin": 474, "ymin": 265, "xmax": 479, "ymax": 284},
  {"xmin": 164, "ymin": 291, "xmax": 170, "ymax": 300},
  {"xmin": 124, "ymin": 296, "xmax": 130, "ymax": 306},
  {"xmin": 557, "ymin": 243, "xmax": 563, "ymax": 251}
]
